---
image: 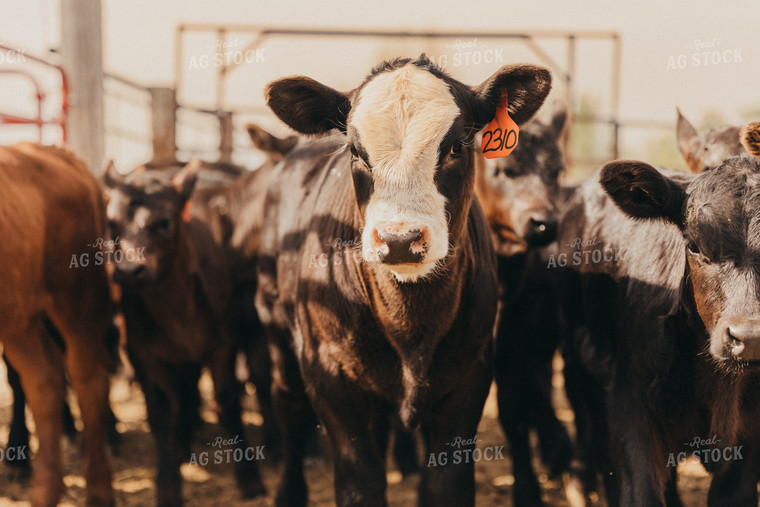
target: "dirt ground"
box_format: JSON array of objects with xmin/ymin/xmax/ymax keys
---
[{"xmin": 0, "ymin": 356, "xmax": 713, "ymax": 506}]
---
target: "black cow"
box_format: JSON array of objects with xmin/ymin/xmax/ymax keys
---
[
  {"xmin": 559, "ymin": 110, "xmax": 752, "ymax": 506},
  {"xmin": 256, "ymin": 55, "xmax": 551, "ymax": 506},
  {"xmin": 557, "ymin": 129, "xmax": 760, "ymax": 506},
  {"xmin": 190, "ymin": 124, "xmax": 300, "ymax": 457},
  {"xmin": 103, "ymin": 159, "xmax": 265, "ymax": 506},
  {"xmin": 474, "ymin": 102, "xmax": 576, "ymax": 506}
]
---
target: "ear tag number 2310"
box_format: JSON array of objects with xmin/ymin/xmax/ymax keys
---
[{"xmin": 481, "ymin": 90, "xmax": 519, "ymax": 159}]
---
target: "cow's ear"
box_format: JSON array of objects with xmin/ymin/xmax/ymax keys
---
[
  {"xmin": 102, "ymin": 159, "xmax": 120, "ymax": 189},
  {"xmin": 173, "ymin": 158, "xmax": 201, "ymax": 201},
  {"xmin": 600, "ymin": 160, "xmax": 687, "ymax": 226},
  {"xmin": 741, "ymin": 121, "xmax": 760, "ymax": 159},
  {"xmin": 246, "ymin": 123, "xmax": 298, "ymax": 156},
  {"xmin": 676, "ymin": 107, "xmax": 702, "ymax": 173},
  {"xmin": 472, "ymin": 64, "xmax": 552, "ymax": 129},
  {"xmin": 549, "ymin": 100, "xmax": 567, "ymax": 139},
  {"xmin": 266, "ymin": 77, "xmax": 352, "ymax": 134}
]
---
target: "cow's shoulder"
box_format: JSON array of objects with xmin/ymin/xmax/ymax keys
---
[{"xmin": 184, "ymin": 217, "xmax": 231, "ymax": 318}]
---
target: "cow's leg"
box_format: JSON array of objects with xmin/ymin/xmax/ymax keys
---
[
  {"xmin": 208, "ymin": 338, "xmax": 266, "ymax": 498},
  {"xmin": 246, "ymin": 325, "xmax": 281, "ymax": 459},
  {"xmin": 663, "ymin": 467, "xmax": 682, "ymax": 507},
  {"xmin": 608, "ymin": 395, "xmax": 668, "ymax": 507},
  {"xmin": 496, "ymin": 379, "xmax": 542, "ymax": 506},
  {"xmin": 422, "ymin": 361, "xmax": 492, "ymax": 507},
  {"xmin": 392, "ymin": 429, "xmax": 420, "ymax": 477},
  {"xmin": 40, "ymin": 316, "xmax": 79, "ymax": 440},
  {"xmin": 532, "ymin": 359, "xmax": 573, "ymax": 478},
  {"xmin": 707, "ymin": 441, "xmax": 760, "ymax": 507},
  {"xmin": 132, "ymin": 358, "xmax": 184, "ymax": 507},
  {"xmin": 309, "ymin": 381, "xmax": 387, "ymax": 507},
  {"xmin": 46, "ymin": 311, "xmax": 113, "ymax": 506},
  {"xmin": 3, "ymin": 317, "xmax": 65, "ymax": 507},
  {"xmin": 175, "ymin": 364, "xmax": 201, "ymax": 463},
  {"xmin": 494, "ymin": 308, "xmax": 551, "ymax": 507},
  {"xmin": 561, "ymin": 334, "xmax": 610, "ymax": 503},
  {"xmin": 270, "ymin": 332, "xmax": 318, "ymax": 507},
  {"xmin": 4, "ymin": 354, "xmax": 31, "ymax": 471}
]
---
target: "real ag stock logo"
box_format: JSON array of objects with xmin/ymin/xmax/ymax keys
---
[
  {"xmin": 69, "ymin": 237, "xmax": 146, "ymax": 268},
  {"xmin": 666, "ymin": 435, "xmax": 743, "ymax": 468},
  {"xmin": 189, "ymin": 435, "xmax": 265, "ymax": 466},
  {"xmin": 546, "ymin": 237, "xmax": 624, "ymax": 268},
  {"xmin": 666, "ymin": 39, "xmax": 744, "ymax": 70},
  {"xmin": 426, "ymin": 435, "xmax": 505, "ymax": 467}
]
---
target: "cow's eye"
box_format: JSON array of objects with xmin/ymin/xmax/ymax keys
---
[
  {"xmin": 150, "ymin": 218, "xmax": 172, "ymax": 233},
  {"xmin": 503, "ymin": 166, "xmax": 521, "ymax": 178},
  {"xmin": 450, "ymin": 141, "xmax": 463, "ymax": 159},
  {"xmin": 349, "ymin": 144, "xmax": 358, "ymax": 158},
  {"xmin": 686, "ymin": 240, "xmax": 700, "ymax": 255}
]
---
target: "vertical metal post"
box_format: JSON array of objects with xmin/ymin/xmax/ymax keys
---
[
  {"xmin": 216, "ymin": 29, "xmax": 226, "ymax": 111},
  {"xmin": 218, "ymin": 111, "xmax": 233, "ymax": 163},
  {"xmin": 60, "ymin": 0, "xmax": 104, "ymax": 174},
  {"xmin": 565, "ymin": 35, "xmax": 576, "ymax": 169},
  {"xmin": 150, "ymin": 87, "xmax": 178, "ymax": 163},
  {"xmin": 611, "ymin": 34, "xmax": 622, "ymax": 160},
  {"xmin": 175, "ymin": 25, "xmax": 184, "ymax": 103}
]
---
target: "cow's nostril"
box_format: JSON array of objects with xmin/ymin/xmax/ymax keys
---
[
  {"xmin": 724, "ymin": 324, "xmax": 760, "ymax": 361},
  {"xmin": 375, "ymin": 228, "xmax": 426, "ymax": 264},
  {"xmin": 530, "ymin": 218, "xmax": 547, "ymax": 232},
  {"xmin": 524, "ymin": 216, "xmax": 558, "ymax": 247}
]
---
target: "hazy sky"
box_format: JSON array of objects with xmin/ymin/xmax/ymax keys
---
[{"xmin": 1, "ymin": 0, "xmax": 758, "ymax": 169}]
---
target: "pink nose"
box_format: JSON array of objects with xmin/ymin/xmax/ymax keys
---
[
  {"xmin": 725, "ymin": 323, "xmax": 760, "ymax": 361},
  {"xmin": 371, "ymin": 225, "xmax": 429, "ymax": 264}
]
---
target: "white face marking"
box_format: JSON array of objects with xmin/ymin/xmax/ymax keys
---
[{"xmin": 350, "ymin": 64, "xmax": 460, "ymax": 282}]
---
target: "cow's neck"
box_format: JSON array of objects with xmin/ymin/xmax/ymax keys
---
[
  {"xmin": 132, "ymin": 230, "xmax": 196, "ymax": 319},
  {"xmin": 360, "ymin": 217, "xmax": 471, "ymax": 426}
]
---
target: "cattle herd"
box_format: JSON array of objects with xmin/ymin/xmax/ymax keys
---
[{"xmin": 1, "ymin": 54, "xmax": 760, "ymax": 507}]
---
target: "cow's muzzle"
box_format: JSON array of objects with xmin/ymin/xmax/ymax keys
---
[
  {"xmin": 372, "ymin": 225, "xmax": 430, "ymax": 265},
  {"xmin": 113, "ymin": 262, "xmax": 150, "ymax": 288},
  {"xmin": 522, "ymin": 214, "xmax": 558, "ymax": 248},
  {"xmin": 723, "ymin": 320, "xmax": 760, "ymax": 362}
]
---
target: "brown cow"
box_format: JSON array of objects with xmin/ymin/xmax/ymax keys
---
[
  {"xmin": 257, "ymin": 55, "xmax": 551, "ymax": 506},
  {"xmin": 676, "ymin": 107, "xmax": 746, "ymax": 173},
  {"xmin": 741, "ymin": 121, "xmax": 760, "ymax": 157},
  {"xmin": 0, "ymin": 143, "xmax": 114, "ymax": 506}
]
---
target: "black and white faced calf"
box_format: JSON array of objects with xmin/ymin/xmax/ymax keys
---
[
  {"xmin": 257, "ymin": 56, "xmax": 551, "ymax": 507},
  {"xmin": 560, "ymin": 125, "xmax": 760, "ymax": 506},
  {"xmin": 103, "ymin": 160, "xmax": 265, "ymax": 506},
  {"xmin": 474, "ymin": 103, "xmax": 577, "ymax": 506}
]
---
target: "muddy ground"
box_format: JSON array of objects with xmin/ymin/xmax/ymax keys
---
[{"xmin": 0, "ymin": 356, "xmax": 713, "ymax": 506}]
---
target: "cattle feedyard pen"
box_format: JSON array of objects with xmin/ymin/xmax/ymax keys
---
[{"xmin": 174, "ymin": 26, "xmax": 622, "ymax": 170}]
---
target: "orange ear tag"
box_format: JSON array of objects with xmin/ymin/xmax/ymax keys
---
[
  {"xmin": 181, "ymin": 200, "xmax": 192, "ymax": 223},
  {"xmin": 481, "ymin": 90, "xmax": 519, "ymax": 159}
]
